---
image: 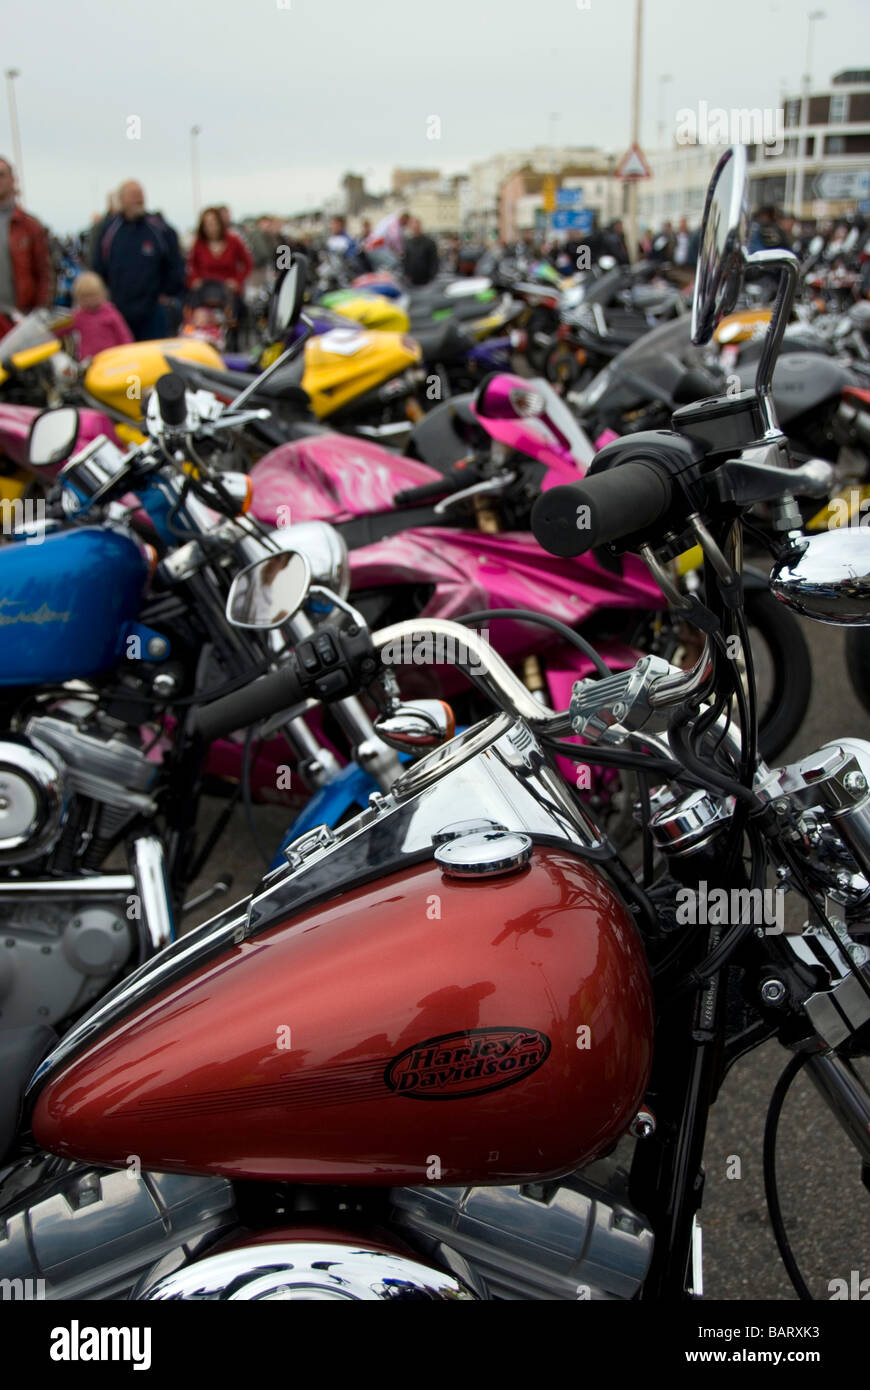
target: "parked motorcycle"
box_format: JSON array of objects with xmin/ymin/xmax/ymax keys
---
[
  {"xmin": 2, "ymin": 150, "xmax": 870, "ymax": 1305},
  {"xmin": 541, "ymin": 262, "xmax": 687, "ymax": 391}
]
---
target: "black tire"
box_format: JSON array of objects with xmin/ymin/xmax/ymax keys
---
[
  {"xmin": 745, "ymin": 588, "xmax": 812, "ymax": 760},
  {"xmin": 845, "ymin": 628, "xmax": 870, "ymax": 718},
  {"xmin": 544, "ymin": 340, "xmax": 583, "ymax": 391}
]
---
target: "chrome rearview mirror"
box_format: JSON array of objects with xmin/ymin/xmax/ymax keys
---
[
  {"xmin": 770, "ymin": 530, "xmax": 870, "ymax": 626},
  {"xmin": 226, "ymin": 550, "xmax": 311, "ymax": 629},
  {"xmin": 268, "ymin": 253, "xmax": 309, "ymax": 341},
  {"xmin": 691, "ymin": 145, "xmax": 749, "ymax": 347},
  {"xmin": 27, "ymin": 407, "xmax": 80, "ymax": 468}
]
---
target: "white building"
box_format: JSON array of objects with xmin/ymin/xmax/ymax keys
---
[
  {"xmin": 747, "ymin": 68, "xmax": 870, "ymax": 218},
  {"xmin": 637, "ymin": 145, "xmax": 721, "ymax": 230}
]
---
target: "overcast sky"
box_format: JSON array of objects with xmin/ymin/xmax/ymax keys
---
[{"xmin": 1, "ymin": 0, "xmax": 865, "ymax": 234}]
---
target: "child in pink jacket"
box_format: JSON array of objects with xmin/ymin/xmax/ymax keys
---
[{"xmin": 71, "ymin": 272, "xmax": 133, "ymax": 359}]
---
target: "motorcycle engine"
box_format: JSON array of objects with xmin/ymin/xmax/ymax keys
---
[{"xmin": 0, "ymin": 711, "xmax": 160, "ymax": 1029}]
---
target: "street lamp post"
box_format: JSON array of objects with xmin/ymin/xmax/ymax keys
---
[
  {"xmin": 794, "ymin": 9, "xmax": 825, "ymax": 217},
  {"xmin": 657, "ymin": 73, "xmax": 673, "ymax": 150},
  {"xmin": 5, "ymin": 69, "xmax": 24, "ymax": 202},
  {"xmin": 190, "ymin": 125, "xmax": 202, "ymax": 224},
  {"xmin": 625, "ymin": 0, "xmax": 644, "ymax": 263}
]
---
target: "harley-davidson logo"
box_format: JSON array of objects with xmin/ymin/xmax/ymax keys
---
[{"xmin": 385, "ymin": 1027, "xmax": 550, "ymax": 1100}]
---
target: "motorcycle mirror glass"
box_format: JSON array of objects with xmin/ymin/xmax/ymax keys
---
[
  {"xmin": 598, "ymin": 255, "xmax": 617, "ymax": 271},
  {"xmin": 770, "ymin": 529, "xmax": 870, "ymax": 626},
  {"xmin": 809, "ymin": 234, "xmax": 825, "ymax": 256},
  {"xmin": 27, "ymin": 406, "xmax": 80, "ymax": 467},
  {"xmin": 691, "ymin": 145, "xmax": 749, "ymax": 346},
  {"xmin": 268, "ymin": 253, "xmax": 309, "ymax": 340},
  {"xmin": 226, "ymin": 550, "xmax": 311, "ymax": 629}
]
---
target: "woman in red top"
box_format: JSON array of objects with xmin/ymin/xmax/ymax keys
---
[
  {"xmin": 186, "ymin": 207, "xmax": 253, "ymax": 347},
  {"xmin": 187, "ymin": 207, "xmax": 253, "ymax": 292}
]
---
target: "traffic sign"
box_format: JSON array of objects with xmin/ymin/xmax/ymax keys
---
[
  {"xmin": 615, "ymin": 143, "xmax": 651, "ymax": 180},
  {"xmin": 812, "ymin": 169, "xmax": 870, "ymax": 201},
  {"xmin": 858, "ymin": 199, "xmax": 870, "ymax": 215},
  {"xmin": 552, "ymin": 209, "xmax": 594, "ymax": 233},
  {"xmin": 542, "ymin": 175, "xmax": 557, "ymax": 213},
  {"xmin": 557, "ymin": 187, "xmax": 584, "ymax": 209}
]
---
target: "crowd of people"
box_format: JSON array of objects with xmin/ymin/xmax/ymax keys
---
[{"xmin": 1, "ymin": 151, "xmax": 868, "ymax": 362}]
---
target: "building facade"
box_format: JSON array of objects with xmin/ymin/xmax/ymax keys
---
[{"xmin": 747, "ymin": 69, "xmax": 870, "ymax": 218}]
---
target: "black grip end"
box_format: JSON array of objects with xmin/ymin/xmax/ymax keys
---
[
  {"xmin": 155, "ymin": 373, "xmax": 188, "ymax": 427},
  {"xmin": 532, "ymin": 462, "xmax": 673, "ymax": 558},
  {"xmin": 531, "ymin": 485, "xmax": 595, "ymax": 557}
]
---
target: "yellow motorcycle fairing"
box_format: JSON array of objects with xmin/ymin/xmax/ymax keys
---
[
  {"xmin": 9, "ymin": 339, "xmax": 61, "ymax": 371},
  {"xmin": 714, "ymin": 308, "xmax": 772, "ymax": 346},
  {"xmin": 465, "ymin": 310, "xmax": 512, "ymax": 341},
  {"xmin": 301, "ymin": 329, "xmax": 421, "ymax": 418},
  {"xmin": 328, "ymin": 295, "xmax": 410, "ymax": 333},
  {"xmin": 83, "ymin": 338, "xmax": 225, "ymax": 420},
  {"xmin": 0, "ymin": 467, "xmax": 29, "ymax": 503}
]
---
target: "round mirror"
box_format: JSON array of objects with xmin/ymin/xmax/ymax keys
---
[
  {"xmin": 770, "ymin": 530, "xmax": 870, "ymax": 626},
  {"xmin": 598, "ymin": 254, "xmax": 617, "ymax": 272},
  {"xmin": 226, "ymin": 550, "xmax": 311, "ymax": 629},
  {"xmin": 27, "ymin": 407, "xmax": 80, "ymax": 468},
  {"xmin": 268, "ymin": 254, "xmax": 309, "ymax": 340},
  {"xmin": 691, "ymin": 145, "xmax": 749, "ymax": 346}
]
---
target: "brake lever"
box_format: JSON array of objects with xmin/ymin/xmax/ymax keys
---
[
  {"xmin": 432, "ymin": 470, "xmax": 516, "ymax": 515},
  {"xmin": 715, "ymin": 451, "xmax": 834, "ymax": 506}
]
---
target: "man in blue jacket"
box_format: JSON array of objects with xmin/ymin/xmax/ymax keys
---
[{"xmin": 92, "ymin": 181, "xmax": 184, "ymax": 340}]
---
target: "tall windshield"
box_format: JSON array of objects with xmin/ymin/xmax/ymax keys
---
[
  {"xmin": 0, "ymin": 310, "xmax": 64, "ymax": 368},
  {"xmin": 575, "ymin": 316, "xmax": 714, "ymax": 410}
]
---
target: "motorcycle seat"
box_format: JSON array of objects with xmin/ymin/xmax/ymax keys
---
[
  {"xmin": 411, "ymin": 319, "xmax": 470, "ymax": 365},
  {"xmin": 409, "ymin": 296, "xmax": 491, "ymax": 329},
  {"xmin": 0, "ymin": 1025, "xmax": 57, "ymax": 1162},
  {"xmin": 164, "ymin": 355, "xmax": 309, "ymax": 407}
]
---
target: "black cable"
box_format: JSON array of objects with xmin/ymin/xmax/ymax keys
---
[
  {"xmin": 541, "ymin": 734, "xmax": 709, "ymax": 789},
  {"xmin": 667, "ymin": 823, "xmax": 767, "ymax": 996},
  {"xmin": 242, "ymin": 727, "xmax": 273, "ymax": 867},
  {"xmin": 763, "ymin": 1051, "xmax": 814, "ymax": 1301},
  {"xmin": 637, "ymin": 770, "xmax": 653, "ymax": 887},
  {"xmin": 667, "ymin": 709, "xmax": 759, "ymax": 808},
  {"xmin": 456, "ymin": 609, "xmax": 611, "ymax": 680}
]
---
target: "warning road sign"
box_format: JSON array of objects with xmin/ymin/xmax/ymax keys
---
[{"xmin": 615, "ymin": 144, "xmax": 652, "ymax": 180}]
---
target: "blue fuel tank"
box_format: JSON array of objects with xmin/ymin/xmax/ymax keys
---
[{"xmin": 0, "ymin": 527, "xmax": 149, "ymax": 686}]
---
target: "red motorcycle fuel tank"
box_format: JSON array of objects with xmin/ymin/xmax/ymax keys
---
[{"xmin": 32, "ymin": 849, "xmax": 653, "ymax": 1185}]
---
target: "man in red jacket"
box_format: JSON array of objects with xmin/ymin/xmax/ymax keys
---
[{"xmin": 0, "ymin": 157, "xmax": 53, "ymax": 331}]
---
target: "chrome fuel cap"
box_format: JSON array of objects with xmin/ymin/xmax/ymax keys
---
[
  {"xmin": 432, "ymin": 818, "xmax": 507, "ymax": 846},
  {"xmin": 434, "ymin": 829, "xmax": 533, "ymax": 879}
]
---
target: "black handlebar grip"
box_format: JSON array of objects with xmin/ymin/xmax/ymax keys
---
[
  {"xmin": 192, "ymin": 659, "xmax": 305, "ymax": 742},
  {"xmin": 393, "ymin": 478, "xmax": 453, "ymax": 505},
  {"xmin": 530, "ymin": 462, "xmax": 672, "ymax": 557},
  {"xmin": 155, "ymin": 372, "xmax": 188, "ymax": 428}
]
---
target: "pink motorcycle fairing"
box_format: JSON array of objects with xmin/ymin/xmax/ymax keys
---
[
  {"xmin": 250, "ymin": 433, "xmax": 442, "ymax": 526},
  {"xmin": 0, "ymin": 403, "xmax": 121, "ymax": 474},
  {"xmin": 468, "ymin": 371, "xmax": 595, "ymax": 488}
]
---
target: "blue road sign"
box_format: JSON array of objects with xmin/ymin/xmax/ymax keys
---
[
  {"xmin": 556, "ymin": 188, "xmax": 584, "ymax": 209},
  {"xmin": 552, "ymin": 209, "xmax": 594, "ymax": 233}
]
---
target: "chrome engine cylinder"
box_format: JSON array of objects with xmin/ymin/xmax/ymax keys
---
[{"xmin": 0, "ymin": 736, "xmax": 66, "ymax": 865}]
